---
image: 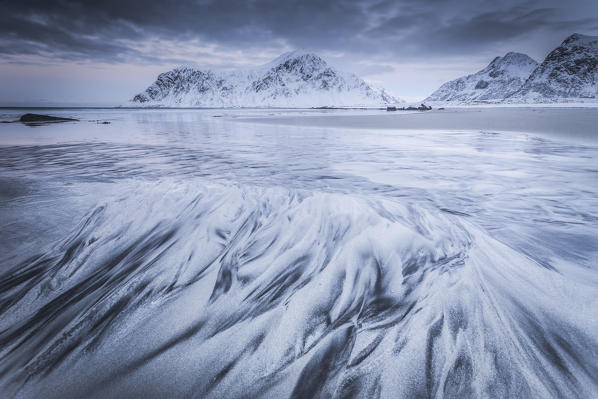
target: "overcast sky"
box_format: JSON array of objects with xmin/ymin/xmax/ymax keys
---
[{"xmin": 1, "ymin": 0, "xmax": 597, "ymax": 105}]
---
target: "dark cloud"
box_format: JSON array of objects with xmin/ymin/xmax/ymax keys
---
[
  {"xmin": 1, "ymin": 0, "xmax": 597, "ymax": 66},
  {"xmin": 0, "ymin": 0, "xmax": 597, "ymax": 75}
]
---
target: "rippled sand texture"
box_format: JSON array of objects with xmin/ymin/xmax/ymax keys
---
[{"xmin": 0, "ymin": 108, "xmax": 597, "ymax": 398}]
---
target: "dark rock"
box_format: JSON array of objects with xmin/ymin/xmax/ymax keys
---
[
  {"xmin": 19, "ymin": 113, "xmax": 78, "ymax": 123},
  {"xmin": 388, "ymin": 103, "xmax": 431, "ymax": 112},
  {"xmin": 475, "ymin": 80, "xmax": 489, "ymax": 89},
  {"xmin": 132, "ymin": 94, "xmax": 149, "ymax": 103},
  {"xmin": 404, "ymin": 104, "xmax": 432, "ymax": 111}
]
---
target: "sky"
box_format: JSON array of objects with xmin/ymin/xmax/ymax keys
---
[{"xmin": 1, "ymin": 0, "xmax": 598, "ymax": 105}]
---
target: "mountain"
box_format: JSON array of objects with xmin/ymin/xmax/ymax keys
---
[
  {"xmin": 131, "ymin": 51, "xmax": 400, "ymax": 107},
  {"xmin": 508, "ymin": 33, "xmax": 598, "ymax": 102},
  {"xmin": 425, "ymin": 52, "xmax": 538, "ymax": 103}
]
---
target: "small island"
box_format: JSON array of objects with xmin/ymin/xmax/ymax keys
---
[{"xmin": 387, "ymin": 103, "xmax": 432, "ymax": 111}]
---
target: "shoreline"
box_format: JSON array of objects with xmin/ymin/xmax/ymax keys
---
[{"xmin": 1, "ymin": 102, "xmax": 598, "ymax": 111}]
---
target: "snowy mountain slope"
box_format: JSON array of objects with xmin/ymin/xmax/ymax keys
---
[
  {"xmin": 131, "ymin": 51, "xmax": 400, "ymax": 107},
  {"xmin": 425, "ymin": 52, "xmax": 538, "ymax": 103},
  {"xmin": 508, "ymin": 33, "xmax": 598, "ymax": 102}
]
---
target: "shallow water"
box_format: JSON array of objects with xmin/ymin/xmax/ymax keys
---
[{"xmin": 0, "ymin": 108, "xmax": 597, "ymax": 398}]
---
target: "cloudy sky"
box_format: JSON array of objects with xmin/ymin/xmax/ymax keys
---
[{"xmin": 1, "ymin": 0, "xmax": 597, "ymax": 105}]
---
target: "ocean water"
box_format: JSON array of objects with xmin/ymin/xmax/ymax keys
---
[{"xmin": 0, "ymin": 108, "xmax": 597, "ymax": 398}]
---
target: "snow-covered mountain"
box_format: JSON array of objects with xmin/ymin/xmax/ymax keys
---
[
  {"xmin": 425, "ymin": 52, "xmax": 538, "ymax": 103},
  {"xmin": 508, "ymin": 33, "xmax": 598, "ymax": 102},
  {"xmin": 131, "ymin": 51, "xmax": 400, "ymax": 107}
]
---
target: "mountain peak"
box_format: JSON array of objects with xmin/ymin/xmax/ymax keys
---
[
  {"xmin": 276, "ymin": 50, "xmax": 321, "ymax": 61},
  {"xmin": 501, "ymin": 52, "xmax": 537, "ymax": 63},
  {"xmin": 261, "ymin": 50, "xmax": 327, "ymax": 71},
  {"xmin": 487, "ymin": 53, "xmax": 537, "ymax": 76},
  {"xmin": 562, "ymin": 33, "xmax": 598, "ymax": 48}
]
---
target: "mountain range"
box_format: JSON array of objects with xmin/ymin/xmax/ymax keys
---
[
  {"xmin": 132, "ymin": 51, "xmax": 400, "ymax": 107},
  {"xmin": 426, "ymin": 33, "xmax": 598, "ymax": 104},
  {"xmin": 132, "ymin": 33, "xmax": 597, "ymax": 107}
]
